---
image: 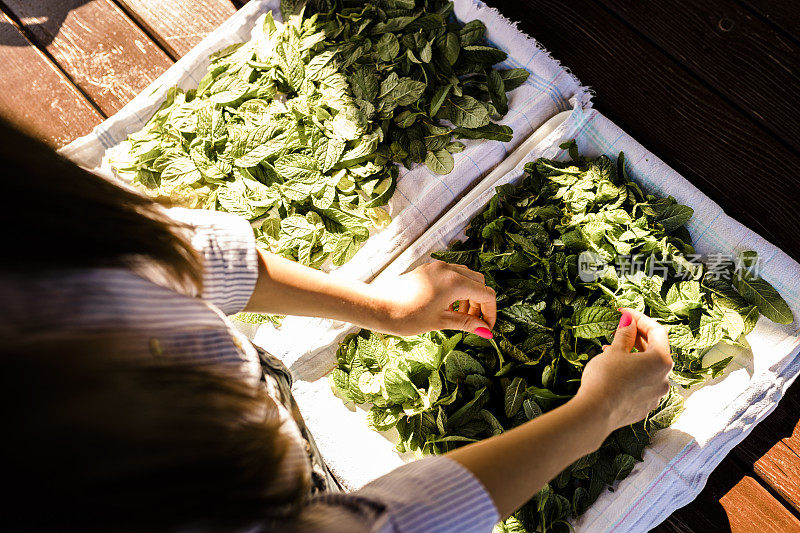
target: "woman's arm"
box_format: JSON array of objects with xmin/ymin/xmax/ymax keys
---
[
  {"xmin": 445, "ymin": 308, "xmax": 673, "ymax": 518},
  {"xmin": 243, "ymin": 249, "xmax": 497, "ymax": 337}
]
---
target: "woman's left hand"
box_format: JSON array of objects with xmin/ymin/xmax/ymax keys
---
[{"xmin": 368, "ymin": 261, "xmax": 497, "ymax": 337}]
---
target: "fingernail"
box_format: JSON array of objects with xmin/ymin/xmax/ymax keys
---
[
  {"xmin": 619, "ymin": 312, "xmax": 632, "ymax": 328},
  {"xmin": 475, "ymin": 327, "xmax": 493, "ymax": 339}
]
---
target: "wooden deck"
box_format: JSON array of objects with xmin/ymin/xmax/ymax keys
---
[{"xmin": 1, "ymin": 0, "xmax": 798, "ymax": 530}]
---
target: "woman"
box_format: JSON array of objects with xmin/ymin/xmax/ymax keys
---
[{"xmin": 0, "ymin": 116, "xmax": 672, "ymax": 531}]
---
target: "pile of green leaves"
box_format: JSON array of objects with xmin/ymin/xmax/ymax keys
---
[
  {"xmin": 298, "ymin": 0, "xmax": 530, "ymax": 172},
  {"xmin": 113, "ymin": 0, "xmax": 527, "ymax": 270},
  {"xmin": 331, "ymin": 142, "xmax": 792, "ymax": 532},
  {"xmin": 333, "ymin": 329, "xmax": 683, "ymax": 533}
]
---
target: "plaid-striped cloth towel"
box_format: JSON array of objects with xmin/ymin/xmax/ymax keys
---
[{"xmin": 291, "ymin": 104, "xmax": 800, "ymax": 532}]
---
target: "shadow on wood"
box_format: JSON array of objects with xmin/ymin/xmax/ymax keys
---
[{"xmin": 0, "ymin": 0, "xmax": 92, "ymax": 46}]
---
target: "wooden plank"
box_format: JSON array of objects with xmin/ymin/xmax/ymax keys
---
[
  {"xmin": 597, "ymin": 0, "xmax": 800, "ymax": 155},
  {"xmin": 732, "ymin": 380, "xmax": 800, "ymax": 512},
  {"xmin": 2, "ymin": 0, "xmax": 173, "ymax": 115},
  {"xmin": 653, "ymin": 455, "xmax": 800, "ymax": 532},
  {"xmin": 115, "ymin": 0, "xmax": 237, "ymax": 60},
  {"xmin": 489, "ymin": 0, "xmax": 800, "ymax": 265},
  {"xmin": 719, "ymin": 476, "xmax": 800, "ymax": 532},
  {"xmin": 739, "ymin": 0, "xmax": 800, "ymax": 43},
  {"xmin": 0, "ymin": 9, "xmax": 102, "ymax": 147}
]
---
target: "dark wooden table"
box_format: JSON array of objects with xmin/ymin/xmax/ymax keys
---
[{"xmin": 1, "ymin": 0, "xmax": 798, "ymax": 530}]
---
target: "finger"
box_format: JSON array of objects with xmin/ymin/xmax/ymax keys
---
[
  {"xmin": 620, "ymin": 308, "xmax": 655, "ymax": 352},
  {"xmin": 458, "ymin": 300, "xmax": 469, "ymax": 314},
  {"xmin": 468, "ymin": 301, "xmax": 482, "ymax": 317},
  {"xmin": 634, "ymin": 335, "xmax": 647, "ymax": 352},
  {"xmin": 610, "ymin": 309, "xmax": 637, "ymax": 352},
  {"xmin": 623, "ymin": 308, "xmax": 670, "ymax": 359},
  {"xmin": 602, "ymin": 344, "xmax": 610, "ymax": 352},
  {"xmin": 447, "ymin": 263, "xmax": 485, "ymax": 284},
  {"xmin": 439, "ymin": 310, "xmax": 491, "ymax": 336},
  {"xmin": 443, "ymin": 278, "xmax": 497, "ymax": 330}
]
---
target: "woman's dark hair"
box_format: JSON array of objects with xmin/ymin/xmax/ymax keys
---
[
  {"xmin": 0, "ymin": 118, "xmax": 306, "ymax": 529},
  {"xmin": 0, "ymin": 115, "xmax": 202, "ymax": 292},
  {"xmin": 2, "ymin": 338, "xmax": 306, "ymax": 531}
]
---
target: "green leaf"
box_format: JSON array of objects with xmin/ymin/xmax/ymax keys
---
[
  {"xmin": 721, "ymin": 307, "xmax": 745, "ymax": 340},
  {"xmin": 444, "ymin": 350, "xmax": 485, "ymax": 383},
  {"xmin": 459, "ymin": 20, "xmax": 486, "ymax": 46},
  {"xmin": 522, "ymin": 398, "xmax": 542, "ymax": 420},
  {"xmin": 487, "ymin": 69, "xmax": 508, "ymax": 114},
  {"xmin": 316, "ymin": 137, "xmax": 346, "ymax": 173},
  {"xmin": 160, "ymin": 153, "xmax": 202, "ymax": 185},
  {"xmin": 647, "ymin": 388, "xmax": 684, "ymax": 431},
  {"xmin": 425, "ymin": 149, "xmax": 455, "ymax": 175},
  {"xmin": 461, "ymin": 45, "xmax": 507, "ymax": 65},
  {"xmin": 498, "ymin": 68, "xmax": 530, "ymax": 91},
  {"xmin": 612, "ymin": 453, "xmax": 636, "ymax": 480},
  {"xmin": 481, "ymin": 409, "xmax": 505, "ymax": 436},
  {"xmin": 504, "ymin": 377, "xmax": 526, "ymax": 418},
  {"xmin": 654, "ymin": 203, "xmax": 693, "ymax": 233},
  {"xmin": 350, "ymin": 65, "xmax": 380, "ymax": 101},
  {"xmin": 453, "ymin": 123, "xmax": 513, "ymax": 142},
  {"xmin": 429, "ymin": 85, "xmax": 451, "ymax": 117},
  {"xmin": 385, "ymin": 77, "xmax": 427, "ymax": 107},
  {"xmin": 371, "ymin": 15, "xmax": 420, "ymax": 34},
  {"xmin": 357, "ymin": 333, "xmax": 388, "ymax": 368},
  {"xmin": 733, "ymin": 269, "xmax": 793, "ymax": 325},
  {"xmin": 448, "ymin": 386, "xmax": 489, "ymax": 428},
  {"xmin": 367, "ymin": 405, "xmax": 401, "ymax": 431},
  {"xmin": 442, "ymin": 32, "xmax": 460, "ymax": 65},
  {"xmin": 209, "ymin": 76, "xmax": 251, "ymax": 105},
  {"xmin": 741, "ymin": 304, "xmax": 760, "ymax": 335},
  {"xmin": 499, "ymin": 303, "xmax": 548, "ymax": 330},
  {"xmin": 375, "ymin": 33, "xmax": 400, "ymax": 62},
  {"xmin": 430, "ymin": 248, "xmax": 477, "ymax": 265},
  {"xmin": 330, "ymin": 368, "xmax": 349, "ymax": 395},
  {"xmin": 572, "ymin": 307, "xmax": 620, "ymax": 339},
  {"xmin": 331, "ymin": 234, "xmax": 362, "ymax": 266},
  {"xmin": 383, "ymin": 367, "xmax": 419, "ymax": 403},
  {"xmin": 305, "ymin": 50, "xmax": 336, "ymax": 80},
  {"xmin": 274, "ymin": 153, "xmax": 320, "ymax": 182},
  {"xmin": 444, "ymin": 95, "xmax": 491, "ymax": 129},
  {"xmin": 665, "ymin": 280, "xmax": 702, "ymax": 317},
  {"xmin": 438, "ymin": 332, "xmax": 463, "ymax": 366}
]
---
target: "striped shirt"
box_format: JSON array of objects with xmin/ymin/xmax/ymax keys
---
[{"xmin": 1, "ymin": 208, "xmax": 499, "ymax": 532}]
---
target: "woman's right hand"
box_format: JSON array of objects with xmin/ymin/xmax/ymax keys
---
[{"xmin": 575, "ymin": 307, "xmax": 674, "ymax": 431}]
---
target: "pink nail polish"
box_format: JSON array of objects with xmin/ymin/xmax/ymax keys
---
[
  {"xmin": 619, "ymin": 312, "xmax": 632, "ymax": 328},
  {"xmin": 475, "ymin": 327, "xmax": 493, "ymax": 339}
]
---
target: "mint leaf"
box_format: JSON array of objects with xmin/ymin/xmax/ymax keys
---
[
  {"xmin": 733, "ymin": 265, "xmax": 793, "ymax": 324},
  {"xmin": 504, "ymin": 377, "xmax": 526, "ymax": 418},
  {"xmin": 572, "ymin": 307, "xmax": 620, "ymax": 339},
  {"xmin": 425, "ymin": 149, "xmax": 455, "ymax": 175}
]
